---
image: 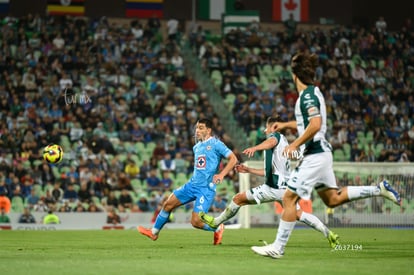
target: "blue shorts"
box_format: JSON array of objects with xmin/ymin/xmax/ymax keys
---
[{"xmin": 173, "ymin": 182, "xmax": 216, "ymax": 213}]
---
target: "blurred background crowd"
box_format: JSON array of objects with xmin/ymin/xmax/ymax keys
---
[{"xmin": 0, "ymin": 14, "xmax": 413, "ymax": 219}]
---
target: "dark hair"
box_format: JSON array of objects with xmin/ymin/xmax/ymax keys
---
[
  {"xmin": 266, "ymin": 115, "xmax": 282, "ymax": 125},
  {"xmin": 197, "ymin": 118, "xmax": 213, "ymax": 129},
  {"xmin": 290, "ymin": 52, "xmax": 319, "ymax": 85}
]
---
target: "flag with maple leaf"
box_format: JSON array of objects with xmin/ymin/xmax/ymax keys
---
[{"xmin": 272, "ymin": 0, "xmax": 309, "ymax": 22}]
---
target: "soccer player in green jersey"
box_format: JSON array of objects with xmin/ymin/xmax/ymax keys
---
[
  {"xmin": 251, "ymin": 52, "xmax": 401, "ymax": 259},
  {"xmin": 200, "ymin": 116, "xmax": 340, "ymax": 248}
]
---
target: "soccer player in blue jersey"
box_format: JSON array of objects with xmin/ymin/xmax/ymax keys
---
[
  {"xmin": 200, "ymin": 116, "xmax": 339, "ymax": 248},
  {"xmin": 251, "ymin": 52, "xmax": 401, "ymax": 259},
  {"xmin": 138, "ymin": 118, "xmax": 238, "ymax": 245}
]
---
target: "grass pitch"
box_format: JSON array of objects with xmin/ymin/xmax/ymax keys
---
[{"xmin": 1, "ymin": 228, "xmax": 412, "ymax": 275}]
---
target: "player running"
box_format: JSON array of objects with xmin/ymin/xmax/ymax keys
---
[
  {"xmin": 137, "ymin": 118, "xmax": 238, "ymax": 245},
  {"xmin": 200, "ymin": 116, "xmax": 340, "ymax": 248},
  {"xmin": 251, "ymin": 52, "xmax": 401, "ymax": 259}
]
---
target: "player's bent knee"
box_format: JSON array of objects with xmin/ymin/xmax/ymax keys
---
[
  {"xmin": 232, "ymin": 194, "xmax": 243, "ymax": 205},
  {"xmin": 282, "ymin": 193, "xmax": 298, "ymax": 208},
  {"xmin": 324, "ymin": 199, "xmax": 342, "ymax": 208},
  {"xmin": 190, "ymin": 218, "xmax": 204, "ymax": 229}
]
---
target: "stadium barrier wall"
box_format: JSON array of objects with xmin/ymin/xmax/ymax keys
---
[
  {"xmin": 1, "ymin": 211, "xmax": 413, "ymax": 231},
  {"xmin": 0, "ymin": 212, "xmax": 194, "ymax": 230}
]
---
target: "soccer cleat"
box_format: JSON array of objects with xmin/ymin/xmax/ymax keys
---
[
  {"xmin": 327, "ymin": 230, "xmax": 340, "ymax": 249},
  {"xmin": 251, "ymin": 244, "xmax": 284, "ymax": 259},
  {"xmin": 379, "ymin": 180, "xmax": 401, "ymax": 206},
  {"xmin": 213, "ymin": 223, "xmax": 224, "ymax": 245},
  {"xmin": 137, "ymin": 226, "xmax": 158, "ymax": 241},
  {"xmin": 199, "ymin": 212, "xmax": 218, "ymax": 229}
]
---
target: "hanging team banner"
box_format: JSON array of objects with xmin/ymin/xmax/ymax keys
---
[
  {"xmin": 272, "ymin": 0, "xmax": 309, "ymax": 22},
  {"xmin": 125, "ymin": 0, "xmax": 164, "ymax": 18},
  {"xmin": 0, "ymin": 0, "xmax": 9, "ymax": 14},
  {"xmin": 47, "ymin": 0, "xmax": 86, "ymax": 16},
  {"xmin": 197, "ymin": 0, "xmax": 237, "ymax": 21}
]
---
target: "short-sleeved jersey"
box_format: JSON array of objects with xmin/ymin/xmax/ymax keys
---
[
  {"xmin": 264, "ymin": 132, "xmax": 290, "ymax": 189},
  {"xmin": 190, "ymin": 137, "xmax": 232, "ymax": 186},
  {"xmin": 295, "ymin": 85, "xmax": 332, "ymax": 155}
]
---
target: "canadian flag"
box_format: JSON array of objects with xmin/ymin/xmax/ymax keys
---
[{"xmin": 272, "ymin": 0, "xmax": 309, "ymax": 22}]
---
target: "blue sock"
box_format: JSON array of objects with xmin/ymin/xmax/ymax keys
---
[
  {"xmin": 202, "ymin": 224, "xmax": 216, "ymax": 232},
  {"xmin": 153, "ymin": 209, "xmax": 170, "ymax": 232}
]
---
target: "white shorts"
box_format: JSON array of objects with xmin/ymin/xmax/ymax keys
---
[
  {"xmin": 246, "ymin": 184, "xmax": 301, "ymax": 210},
  {"xmin": 246, "ymin": 184, "xmax": 286, "ymax": 205},
  {"xmin": 287, "ymin": 152, "xmax": 338, "ymax": 200}
]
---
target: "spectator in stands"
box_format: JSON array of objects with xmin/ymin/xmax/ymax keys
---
[
  {"xmin": 137, "ymin": 195, "xmax": 151, "ymax": 212},
  {"xmin": 26, "ymin": 188, "xmax": 40, "ymax": 208},
  {"xmin": 124, "ymin": 159, "xmax": 140, "ymax": 179},
  {"xmin": 146, "ymin": 168, "xmax": 161, "ymax": 195},
  {"xmin": 116, "ymin": 172, "xmax": 133, "ymax": 191},
  {"xmin": 284, "ymin": 13, "xmax": 297, "ymax": 42},
  {"xmin": 166, "ymin": 18, "xmax": 179, "ymax": 41},
  {"xmin": 118, "ymin": 124, "xmax": 132, "ymax": 142},
  {"xmin": 160, "ymin": 171, "xmax": 173, "ymax": 192},
  {"xmin": 73, "ymin": 202, "xmax": 86, "ymax": 212},
  {"xmin": 88, "ymin": 202, "xmax": 101, "ymax": 212},
  {"xmin": 148, "ymin": 13, "xmax": 161, "ymax": 33},
  {"xmin": 106, "ymin": 191, "xmax": 119, "ymax": 209},
  {"xmin": 173, "ymin": 152, "xmax": 187, "ymax": 175},
  {"xmin": 375, "ymin": 16, "xmax": 387, "ymax": 34},
  {"xmin": 18, "ymin": 207, "xmax": 36, "ymax": 223},
  {"xmin": 70, "ymin": 121, "xmax": 84, "ymax": 142},
  {"xmin": 182, "ymin": 74, "xmax": 198, "ymax": 93},
  {"xmin": 77, "ymin": 181, "xmax": 92, "ymax": 203},
  {"xmin": 171, "ymin": 51, "xmax": 184, "ymax": 70},
  {"xmin": 33, "ymin": 198, "xmax": 49, "ymax": 212},
  {"xmin": 350, "ymin": 142, "xmax": 362, "ymax": 162},
  {"xmin": 210, "ymin": 194, "xmax": 226, "ymax": 213},
  {"xmin": 63, "ymin": 184, "xmax": 78, "ymax": 203},
  {"xmin": 351, "ymin": 62, "xmax": 366, "ymax": 82},
  {"xmin": 159, "ymin": 153, "xmax": 176, "ymax": 175},
  {"xmin": 118, "ymin": 188, "xmax": 133, "ymax": 209},
  {"xmin": 51, "ymin": 182, "xmax": 64, "ymax": 203},
  {"xmin": 139, "ymin": 160, "xmax": 152, "ymax": 182},
  {"xmin": 58, "ymin": 200, "xmax": 72, "ymax": 212},
  {"xmin": 106, "ymin": 207, "xmax": 121, "ymax": 224},
  {"xmin": 152, "ymin": 141, "xmax": 167, "ymax": 161}
]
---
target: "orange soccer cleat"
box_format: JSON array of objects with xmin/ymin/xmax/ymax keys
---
[
  {"xmin": 213, "ymin": 223, "xmax": 224, "ymax": 245},
  {"xmin": 137, "ymin": 226, "xmax": 158, "ymax": 241}
]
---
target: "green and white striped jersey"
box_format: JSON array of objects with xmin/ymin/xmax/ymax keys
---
[
  {"xmin": 263, "ymin": 132, "xmax": 290, "ymax": 189},
  {"xmin": 295, "ymin": 85, "xmax": 332, "ymax": 155}
]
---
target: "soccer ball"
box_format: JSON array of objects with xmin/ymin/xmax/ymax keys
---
[{"xmin": 43, "ymin": 144, "xmax": 64, "ymax": 164}]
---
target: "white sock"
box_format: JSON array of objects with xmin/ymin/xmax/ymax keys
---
[
  {"xmin": 299, "ymin": 212, "xmax": 329, "ymax": 237},
  {"xmin": 273, "ymin": 219, "xmax": 296, "ymax": 252},
  {"xmin": 347, "ymin": 186, "xmax": 380, "ymax": 201},
  {"xmin": 215, "ymin": 200, "xmax": 240, "ymax": 225}
]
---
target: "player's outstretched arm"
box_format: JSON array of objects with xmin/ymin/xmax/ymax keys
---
[
  {"xmin": 235, "ymin": 164, "xmax": 265, "ymax": 176},
  {"xmin": 243, "ymin": 136, "xmax": 278, "ymax": 158},
  {"xmin": 271, "ymin": 121, "xmax": 297, "ymax": 132},
  {"xmin": 213, "ymin": 152, "xmax": 238, "ymax": 184}
]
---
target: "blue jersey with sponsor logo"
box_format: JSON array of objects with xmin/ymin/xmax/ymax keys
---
[{"xmin": 189, "ymin": 137, "xmax": 232, "ymax": 186}]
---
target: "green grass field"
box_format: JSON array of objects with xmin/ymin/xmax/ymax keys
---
[{"xmin": 1, "ymin": 228, "xmax": 413, "ymax": 275}]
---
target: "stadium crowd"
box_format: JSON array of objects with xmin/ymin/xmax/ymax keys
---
[{"xmin": 0, "ymin": 14, "xmax": 412, "ymax": 217}]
